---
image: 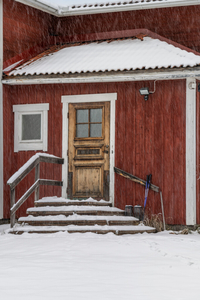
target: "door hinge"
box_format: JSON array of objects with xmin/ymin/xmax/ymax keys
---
[
  {"xmin": 67, "ymin": 112, "xmax": 69, "ymax": 118},
  {"xmin": 66, "ymin": 187, "xmax": 68, "ymax": 194},
  {"xmin": 67, "ymin": 150, "xmax": 69, "ymax": 156}
]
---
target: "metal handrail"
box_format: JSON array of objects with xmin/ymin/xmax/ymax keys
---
[{"xmin": 7, "ymin": 153, "xmax": 64, "ymax": 227}]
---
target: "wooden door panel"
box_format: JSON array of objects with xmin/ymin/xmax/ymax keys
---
[
  {"xmin": 68, "ymin": 101, "xmax": 110, "ymax": 200},
  {"xmin": 73, "ymin": 164, "xmax": 103, "ymax": 197}
]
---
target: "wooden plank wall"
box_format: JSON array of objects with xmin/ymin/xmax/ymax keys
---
[
  {"xmin": 55, "ymin": 5, "xmax": 200, "ymax": 52},
  {"xmin": 3, "ymin": 0, "xmax": 53, "ymax": 62},
  {"xmin": 3, "ymin": 80, "xmax": 186, "ymax": 224},
  {"xmin": 4, "ymin": 1, "xmax": 200, "ymax": 66},
  {"xmin": 114, "ymin": 80, "xmax": 186, "ymax": 225}
]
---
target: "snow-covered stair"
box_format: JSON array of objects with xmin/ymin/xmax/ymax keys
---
[{"xmin": 10, "ymin": 197, "xmax": 156, "ymax": 235}]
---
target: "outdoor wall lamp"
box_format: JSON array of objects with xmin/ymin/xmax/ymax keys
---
[
  {"xmin": 139, "ymin": 81, "xmax": 157, "ymax": 101},
  {"xmin": 139, "ymin": 87, "xmax": 150, "ymax": 101}
]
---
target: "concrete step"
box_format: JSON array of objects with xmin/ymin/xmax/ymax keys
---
[
  {"xmin": 18, "ymin": 215, "xmax": 140, "ymax": 226},
  {"xmin": 35, "ymin": 197, "xmax": 112, "ymax": 207},
  {"xmin": 9, "ymin": 224, "xmax": 156, "ymax": 235},
  {"xmin": 27, "ymin": 205, "xmax": 125, "ymax": 217}
]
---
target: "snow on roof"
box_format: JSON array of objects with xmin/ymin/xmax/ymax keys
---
[
  {"xmin": 15, "ymin": 0, "xmax": 200, "ymax": 16},
  {"xmin": 6, "ymin": 36, "xmax": 200, "ymax": 77}
]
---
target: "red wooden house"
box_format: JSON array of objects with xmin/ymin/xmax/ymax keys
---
[{"xmin": 1, "ymin": 0, "xmax": 200, "ymax": 227}]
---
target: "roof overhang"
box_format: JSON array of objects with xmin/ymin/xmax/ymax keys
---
[
  {"xmin": 3, "ymin": 67, "xmax": 200, "ymax": 85},
  {"xmin": 15, "ymin": 0, "xmax": 200, "ymax": 17}
]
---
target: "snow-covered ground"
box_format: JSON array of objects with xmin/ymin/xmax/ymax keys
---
[{"xmin": 0, "ymin": 225, "xmax": 200, "ymax": 300}]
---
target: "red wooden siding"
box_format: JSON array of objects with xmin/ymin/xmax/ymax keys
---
[
  {"xmin": 3, "ymin": 0, "xmax": 53, "ymax": 63},
  {"xmin": 3, "ymin": 80, "xmax": 186, "ymax": 224},
  {"xmin": 114, "ymin": 80, "xmax": 186, "ymax": 225},
  {"xmin": 55, "ymin": 6, "xmax": 200, "ymax": 52},
  {"xmin": 4, "ymin": 1, "xmax": 200, "ymax": 68},
  {"xmin": 3, "ymin": 84, "xmax": 64, "ymax": 219}
]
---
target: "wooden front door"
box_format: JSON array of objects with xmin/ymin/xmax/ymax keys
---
[{"xmin": 68, "ymin": 102, "xmax": 110, "ymax": 200}]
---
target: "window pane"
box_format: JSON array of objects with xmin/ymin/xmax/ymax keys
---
[
  {"xmin": 76, "ymin": 124, "xmax": 88, "ymax": 138},
  {"xmin": 90, "ymin": 124, "xmax": 102, "ymax": 137},
  {"xmin": 90, "ymin": 108, "xmax": 102, "ymax": 122},
  {"xmin": 77, "ymin": 109, "xmax": 88, "ymax": 123},
  {"xmin": 22, "ymin": 114, "xmax": 41, "ymax": 140}
]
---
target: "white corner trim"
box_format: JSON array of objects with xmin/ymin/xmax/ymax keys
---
[
  {"xmin": 0, "ymin": 0, "xmax": 3, "ymax": 219},
  {"xmin": 0, "ymin": 83, "xmax": 3, "ymax": 219},
  {"xmin": 186, "ymin": 77, "xmax": 196, "ymax": 225},
  {"xmin": 13, "ymin": 103, "xmax": 49, "ymax": 152},
  {"xmin": 61, "ymin": 93, "xmax": 117, "ymax": 205}
]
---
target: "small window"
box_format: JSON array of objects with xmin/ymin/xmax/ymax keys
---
[
  {"xmin": 13, "ymin": 103, "xmax": 49, "ymax": 152},
  {"xmin": 76, "ymin": 108, "xmax": 102, "ymax": 138}
]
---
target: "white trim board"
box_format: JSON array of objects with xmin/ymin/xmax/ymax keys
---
[
  {"xmin": 0, "ymin": 83, "xmax": 3, "ymax": 219},
  {"xmin": 0, "ymin": 0, "xmax": 3, "ymax": 219},
  {"xmin": 61, "ymin": 93, "xmax": 117, "ymax": 205},
  {"xmin": 186, "ymin": 77, "xmax": 196, "ymax": 225},
  {"xmin": 4, "ymin": 68, "xmax": 200, "ymax": 85}
]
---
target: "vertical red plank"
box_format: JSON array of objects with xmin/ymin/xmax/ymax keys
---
[
  {"xmin": 143, "ymin": 80, "xmax": 155, "ymax": 213},
  {"xmin": 131, "ymin": 83, "xmax": 137, "ymax": 206},
  {"xmin": 125, "ymin": 82, "xmax": 134, "ymax": 206},
  {"xmin": 162, "ymin": 80, "xmax": 174, "ymax": 224},
  {"xmin": 173, "ymin": 80, "xmax": 186, "ymax": 224},
  {"xmin": 53, "ymin": 84, "xmax": 65, "ymax": 197},
  {"xmin": 115, "ymin": 83, "xmax": 126, "ymax": 209},
  {"xmin": 152, "ymin": 81, "xmax": 163, "ymax": 216},
  {"xmin": 46, "ymin": 84, "xmax": 54, "ymax": 197},
  {"xmin": 3, "ymin": 85, "xmax": 16, "ymax": 218},
  {"xmin": 135, "ymin": 81, "xmax": 145, "ymax": 208}
]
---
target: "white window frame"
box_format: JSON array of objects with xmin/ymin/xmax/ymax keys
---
[{"xmin": 13, "ymin": 103, "xmax": 49, "ymax": 152}]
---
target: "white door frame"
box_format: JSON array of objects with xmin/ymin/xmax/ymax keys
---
[{"xmin": 61, "ymin": 93, "xmax": 117, "ymax": 204}]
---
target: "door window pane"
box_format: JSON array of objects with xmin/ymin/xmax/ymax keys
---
[
  {"xmin": 90, "ymin": 124, "xmax": 102, "ymax": 137},
  {"xmin": 22, "ymin": 114, "xmax": 41, "ymax": 140},
  {"xmin": 76, "ymin": 124, "xmax": 88, "ymax": 138},
  {"xmin": 76, "ymin": 107, "xmax": 103, "ymax": 138},
  {"xmin": 77, "ymin": 109, "xmax": 88, "ymax": 123},
  {"xmin": 90, "ymin": 109, "xmax": 102, "ymax": 122}
]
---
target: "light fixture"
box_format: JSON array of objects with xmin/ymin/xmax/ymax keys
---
[{"xmin": 139, "ymin": 87, "xmax": 150, "ymax": 101}]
